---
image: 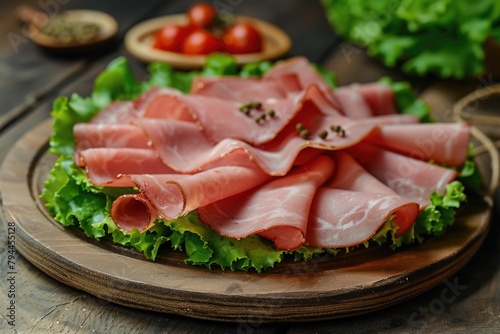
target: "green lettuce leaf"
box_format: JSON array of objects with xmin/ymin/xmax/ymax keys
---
[
  {"xmin": 40, "ymin": 155, "xmax": 119, "ymax": 238},
  {"xmin": 240, "ymin": 60, "xmax": 273, "ymax": 77},
  {"xmin": 378, "ymin": 76, "xmax": 431, "ymax": 122},
  {"xmin": 314, "ymin": 64, "xmax": 338, "ymax": 89},
  {"xmin": 91, "ymin": 57, "xmax": 140, "ymax": 108},
  {"xmin": 321, "ymin": 0, "xmax": 500, "ymax": 79}
]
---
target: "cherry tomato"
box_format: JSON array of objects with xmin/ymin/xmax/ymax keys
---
[
  {"xmin": 181, "ymin": 28, "xmax": 221, "ymax": 54},
  {"xmin": 187, "ymin": 3, "xmax": 217, "ymax": 28},
  {"xmin": 153, "ymin": 24, "xmax": 193, "ymax": 52},
  {"xmin": 222, "ymin": 23, "xmax": 263, "ymax": 54}
]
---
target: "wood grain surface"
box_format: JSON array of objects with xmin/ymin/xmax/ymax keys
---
[{"xmin": 0, "ymin": 118, "xmax": 493, "ymax": 323}]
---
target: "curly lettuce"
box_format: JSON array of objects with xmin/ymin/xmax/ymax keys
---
[{"xmin": 322, "ymin": 0, "xmax": 500, "ymax": 79}]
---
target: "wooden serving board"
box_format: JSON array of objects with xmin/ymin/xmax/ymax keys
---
[{"xmin": 0, "ymin": 119, "xmax": 493, "ymax": 323}]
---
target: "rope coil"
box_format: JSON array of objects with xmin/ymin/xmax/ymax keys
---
[{"xmin": 453, "ymin": 84, "xmax": 500, "ymax": 196}]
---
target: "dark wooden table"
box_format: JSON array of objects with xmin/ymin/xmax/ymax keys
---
[{"xmin": 1, "ymin": 0, "xmax": 499, "ymax": 333}]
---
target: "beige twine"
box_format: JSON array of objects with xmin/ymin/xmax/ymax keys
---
[{"xmin": 453, "ymin": 84, "xmax": 500, "ymax": 196}]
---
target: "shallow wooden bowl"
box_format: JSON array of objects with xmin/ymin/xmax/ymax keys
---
[
  {"xmin": 124, "ymin": 14, "xmax": 292, "ymax": 69},
  {"xmin": 23, "ymin": 9, "xmax": 119, "ymax": 54}
]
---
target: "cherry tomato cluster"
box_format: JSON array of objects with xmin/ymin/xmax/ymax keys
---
[{"xmin": 153, "ymin": 3, "xmax": 263, "ymax": 55}]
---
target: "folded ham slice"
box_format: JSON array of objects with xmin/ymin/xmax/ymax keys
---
[
  {"xmin": 110, "ymin": 193, "xmax": 159, "ymax": 233},
  {"xmin": 335, "ymin": 87, "xmax": 373, "ymax": 119},
  {"xmin": 305, "ymin": 152, "xmax": 419, "ymax": 248},
  {"xmin": 89, "ymin": 101, "xmax": 138, "ymax": 124},
  {"xmin": 307, "ymin": 190, "xmax": 419, "ymax": 248},
  {"xmin": 335, "ymin": 83, "xmax": 399, "ymax": 119},
  {"xmin": 110, "ymin": 158, "xmax": 273, "ymax": 230},
  {"xmin": 135, "ymin": 116, "xmax": 375, "ymax": 175},
  {"xmin": 190, "ymin": 75, "xmax": 298, "ymax": 100},
  {"xmin": 78, "ymin": 148, "xmax": 178, "ymax": 187},
  {"xmin": 197, "ymin": 156, "xmax": 336, "ymax": 250},
  {"xmin": 138, "ymin": 84, "xmax": 343, "ymax": 146},
  {"xmin": 263, "ymin": 56, "xmax": 341, "ymax": 109},
  {"xmin": 348, "ymin": 143, "xmax": 458, "ymax": 208},
  {"xmin": 365, "ymin": 122, "xmax": 471, "ymax": 167},
  {"xmin": 74, "ymin": 123, "xmax": 149, "ymax": 166}
]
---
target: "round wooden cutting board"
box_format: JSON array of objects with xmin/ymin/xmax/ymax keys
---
[{"xmin": 0, "ymin": 119, "xmax": 494, "ymax": 323}]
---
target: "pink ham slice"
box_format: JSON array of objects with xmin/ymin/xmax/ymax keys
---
[
  {"xmin": 134, "ymin": 113, "xmax": 376, "ymax": 175},
  {"xmin": 132, "ymin": 164, "xmax": 270, "ymax": 219},
  {"xmin": 75, "ymin": 97, "xmax": 417, "ymax": 179},
  {"xmin": 110, "ymin": 160, "xmax": 273, "ymax": 229},
  {"xmin": 74, "ymin": 123, "xmax": 149, "ymax": 166},
  {"xmin": 197, "ymin": 156, "xmax": 336, "ymax": 250},
  {"xmin": 89, "ymin": 101, "xmax": 138, "ymax": 124},
  {"xmin": 348, "ymin": 143, "xmax": 458, "ymax": 208},
  {"xmin": 137, "ymin": 84, "xmax": 343, "ymax": 145},
  {"xmin": 134, "ymin": 101, "xmax": 417, "ymax": 176},
  {"xmin": 335, "ymin": 83, "xmax": 399, "ymax": 119},
  {"xmin": 136, "ymin": 87, "xmax": 196, "ymax": 122},
  {"xmin": 263, "ymin": 56, "xmax": 342, "ymax": 110},
  {"xmin": 110, "ymin": 193, "xmax": 159, "ymax": 233},
  {"xmin": 335, "ymin": 87, "xmax": 373, "ymax": 119},
  {"xmin": 362, "ymin": 114, "xmax": 419, "ymax": 125},
  {"xmin": 85, "ymin": 87, "xmax": 195, "ymax": 127},
  {"xmin": 190, "ymin": 75, "xmax": 297, "ymax": 100},
  {"xmin": 78, "ymin": 148, "xmax": 179, "ymax": 187},
  {"xmin": 327, "ymin": 152, "xmax": 399, "ymax": 194},
  {"xmin": 306, "ymin": 190, "xmax": 419, "ymax": 248},
  {"xmin": 350, "ymin": 83, "xmax": 398, "ymax": 116},
  {"xmin": 365, "ymin": 122, "xmax": 471, "ymax": 167},
  {"xmin": 305, "ymin": 152, "xmax": 419, "ymax": 248}
]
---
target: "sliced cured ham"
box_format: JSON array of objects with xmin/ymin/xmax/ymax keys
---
[
  {"xmin": 263, "ymin": 57, "xmax": 399, "ymax": 118},
  {"xmin": 335, "ymin": 87, "xmax": 373, "ymax": 119},
  {"xmin": 366, "ymin": 122, "xmax": 471, "ymax": 167},
  {"xmin": 327, "ymin": 152, "xmax": 398, "ymax": 195},
  {"xmin": 348, "ymin": 143, "xmax": 458, "ymax": 207},
  {"xmin": 74, "ymin": 123, "xmax": 149, "ymax": 166},
  {"xmin": 361, "ymin": 114, "xmax": 419, "ymax": 125},
  {"xmin": 197, "ymin": 156, "xmax": 336, "ymax": 250},
  {"xmin": 134, "ymin": 163, "xmax": 271, "ymax": 219},
  {"xmin": 86, "ymin": 87, "xmax": 194, "ymax": 126},
  {"xmin": 110, "ymin": 193, "xmax": 159, "ymax": 232},
  {"xmin": 136, "ymin": 87, "xmax": 196, "ymax": 122},
  {"xmin": 335, "ymin": 83, "xmax": 398, "ymax": 118},
  {"xmin": 306, "ymin": 190, "xmax": 419, "ymax": 248},
  {"xmin": 190, "ymin": 75, "xmax": 297, "ymax": 100},
  {"xmin": 109, "ymin": 160, "xmax": 273, "ymax": 230},
  {"xmin": 78, "ymin": 148, "xmax": 179, "ymax": 187},
  {"xmin": 305, "ymin": 152, "xmax": 419, "ymax": 248},
  {"xmin": 70, "ymin": 56, "xmax": 471, "ymax": 254},
  {"xmin": 137, "ymin": 84, "xmax": 343, "ymax": 146},
  {"xmin": 135, "ymin": 114, "xmax": 376, "ymax": 175},
  {"xmin": 349, "ymin": 83, "xmax": 398, "ymax": 116},
  {"xmin": 109, "ymin": 162, "xmax": 273, "ymax": 231},
  {"xmin": 263, "ymin": 56, "xmax": 341, "ymax": 109},
  {"xmin": 89, "ymin": 101, "xmax": 138, "ymax": 124}
]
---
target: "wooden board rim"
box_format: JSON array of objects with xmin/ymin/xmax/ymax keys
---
[
  {"xmin": 124, "ymin": 14, "xmax": 292, "ymax": 69},
  {"xmin": 0, "ymin": 118, "xmax": 492, "ymax": 322}
]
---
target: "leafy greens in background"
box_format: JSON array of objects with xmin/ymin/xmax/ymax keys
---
[
  {"xmin": 41, "ymin": 54, "xmax": 476, "ymax": 272},
  {"xmin": 321, "ymin": 0, "xmax": 500, "ymax": 79}
]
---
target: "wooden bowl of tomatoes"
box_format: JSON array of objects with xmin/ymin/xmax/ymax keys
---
[{"xmin": 124, "ymin": 3, "xmax": 291, "ymax": 69}]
